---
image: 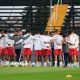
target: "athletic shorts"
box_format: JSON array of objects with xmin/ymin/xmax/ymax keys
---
[
  {"xmin": 23, "ymin": 48, "xmax": 32, "ymax": 56},
  {"xmin": 54, "ymin": 49, "xmax": 62, "ymax": 55},
  {"xmin": 1, "ymin": 48, "xmax": 8, "ymax": 55},
  {"xmin": 34, "ymin": 50, "xmax": 42, "ymax": 56},
  {"xmin": 69, "ymin": 48, "xmax": 78, "ymax": 56},
  {"xmin": 6, "ymin": 47, "xmax": 16, "ymax": 56},
  {"xmin": 42, "ymin": 49, "xmax": 51, "ymax": 56},
  {"xmin": 0, "ymin": 47, "xmax": 2, "ymax": 55}
]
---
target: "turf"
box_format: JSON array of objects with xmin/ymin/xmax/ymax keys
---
[{"xmin": 0, "ymin": 67, "xmax": 80, "ymax": 80}]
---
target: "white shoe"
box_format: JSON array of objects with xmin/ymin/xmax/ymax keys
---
[
  {"xmin": 67, "ymin": 63, "xmax": 72, "ymax": 67},
  {"xmin": 10, "ymin": 62, "xmax": 14, "ymax": 66},
  {"xmin": 36, "ymin": 62, "xmax": 39, "ymax": 66},
  {"xmin": 77, "ymin": 62, "xmax": 79, "ymax": 67},
  {"xmin": 31, "ymin": 62, "xmax": 36, "ymax": 67},
  {"xmin": 44, "ymin": 62, "xmax": 47, "ymax": 67},
  {"xmin": 14, "ymin": 62, "xmax": 19, "ymax": 67},
  {"xmin": 47, "ymin": 60, "xmax": 51, "ymax": 66},
  {"xmin": 39, "ymin": 62, "xmax": 41, "ymax": 66},
  {"xmin": 21, "ymin": 62, "xmax": 25, "ymax": 67},
  {"xmin": 5, "ymin": 61, "xmax": 10, "ymax": 66},
  {"xmin": 25, "ymin": 62, "xmax": 28, "ymax": 66}
]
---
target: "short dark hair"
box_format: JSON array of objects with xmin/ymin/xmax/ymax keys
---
[
  {"xmin": 4, "ymin": 29, "xmax": 8, "ymax": 33},
  {"xmin": 68, "ymin": 29, "xmax": 74, "ymax": 34},
  {"xmin": 44, "ymin": 31, "xmax": 48, "ymax": 35},
  {"xmin": 54, "ymin": 29, "xmax": 58, "ymax": 33}
]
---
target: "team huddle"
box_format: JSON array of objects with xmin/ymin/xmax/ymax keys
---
[{"xmin": 0, "ymin": 29, "xmax": 79, "ymax": 67}]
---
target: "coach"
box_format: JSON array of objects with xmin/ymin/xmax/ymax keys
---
[{"xmin": 12, "ymin": 29, "xmax": 23, "ymax": 62}]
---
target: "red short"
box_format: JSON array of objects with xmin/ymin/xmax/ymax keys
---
[
  {"xmin": 42, "ymin": 49, "xmax": 51, "ymax": 56},
  {"xmin": 23, "ymin": 48, "xmax": 32, "ymax": 56},
  {"xmin": 0, "ymin": 47, "xmax": 2, "ymax": 56},
  {"xmin": 69, "ymin": 48, "xmax": 78, "ymax": 56},
  {"xmin": 54, "ymin": 49, "xmax": 62, "ymax": 55},
  {"xmin": 5, "ymin": 47, "xmax": 16, "ymax": 56},
  {"xmin": 34, "ymin": 50, "xmax": 42, "ymax": 56},
  {"xmin": 1, "ymin": 48, "xmax": 8, "ymax": 55}
]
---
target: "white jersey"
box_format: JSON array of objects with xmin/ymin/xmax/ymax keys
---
[
  {"xmin": 0, "ymin": 34, "xmax": 10, "ymax": 48},
  {"xmin": 76, "ymin": 35, "xmax": 79, "ymax": 51},
  {"xmin": 34, "ymin": 34, "xmax": 44, "ymax": 50},
  {"xmin": 0, "ymin": 38, "xmax": 3, "ymax": 48},
  {"xmin": 0, "ymin": 34, "xmax": 3, "ymax": 47},
  {"xmin": 42, "ymin": 35, "xmax": 52, "ymax": 49},
  {"xmin": 1, "ymin": 36, "xmax": 7, "ymax": 48},
  {"xmin": 66, "ymin": 33, "xmax": 79, "ymax": 49},
  {"xmin": 52, "ymin": 34, "xmax": 63, "ymax": 49},
  {"xmin": 6, "ymin": 38, "xmax": 14, "ymax": 47},
  {"xmin": 23, "ymin": 34, "xmax": 34, "ymax": 50},
  {"xmin": 9, "ymin": 33, "xmax": 14, "ymax": 37}
]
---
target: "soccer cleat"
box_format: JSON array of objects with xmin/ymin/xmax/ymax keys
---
[
  {"xmin": 4, "ymin": 61, "xmax": 10, "ymax": 66},
  {"xmin": 31, "ymin": 62, "xmax": 36, "ymax": 67},
  {"xmin": 59, "ymin": 62, "xmax": 63, "ymax": 67},
  {"xmin": 38, "ymin": 62, "xmax": 41, "ymax": 66},
  {"xmin": 44, "ymin": 62, "xmax": 47, "ymax": 67},
  {"xmin": 36, "ymin": 62, "xmax": 39, "ymax": 66}
]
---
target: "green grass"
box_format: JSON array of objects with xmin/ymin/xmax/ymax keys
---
[{"xmin": 0, "ymin": 67, "xmax": 80, "ymax": 80}]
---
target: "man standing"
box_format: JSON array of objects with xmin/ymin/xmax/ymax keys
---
[
  {"xmin": 22, "ymin": 32, "xmax": 34, "ymax": 66},
  {"xmin": 66, "ymin": 30, "xmax": 79, "ymax": 67},
  {"xmin": 52, "ymin": 30, "xmax": 63, "ymax": 67},
  {"xmin": 34, "ymin": 32, "xmax": 44, "ymax": 66},
  {"xmin": 12, "ymin": 29, "xmax": 23, "ymax": 62},
  {"xmin": 42, "ymin": 34, "xmax": 52, "ymax": 67}
]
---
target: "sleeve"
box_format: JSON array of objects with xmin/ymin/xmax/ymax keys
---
[
  {"xmin": 31, "ymin": 35, "xmax": 35, "ymax": 40},
  {"xmin": 61, "ymin": 36, "xmax": 63, "ymax": 43},
  {"xmin": 67, "ymin": 36, "xmax": 75, "ymax": 45},
  {"xmin": 40, "ymin": 36, "xmax": 45, "ymax": 46},
  {"xmin": 16, "ymin": 39, "xmax": 23, "ymax": 44},
  {"xmin": 12, "ymin": 40, "xmax": 14, "ymax": 45},
  {"xmin": 75, "ymin": 36, "xmax": 79, "ymax": 47}
]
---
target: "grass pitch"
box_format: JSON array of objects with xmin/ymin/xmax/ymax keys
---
[{"xmin": 0, "ymin": 67, "xmax": 80, "ymax": 80}]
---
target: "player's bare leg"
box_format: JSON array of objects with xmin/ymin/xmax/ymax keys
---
[
  {"xmin": 73, "ymin": 55, "xmax": 77, "ymax": 67},
  {"xmin": 47, "ymin": 55, "xmax": 52, "ymax": 67},
  {"xmin": 43, "ymin": 55, "xmax": 47, "ymax": 67},
  {"xmin": 38, "ymin": 55, "xmax": 41, "ymax": 66},
  {"xmin": 35, "ymin": 55, "xmax": 39, "ymax": 66},
  {"xmin": 35, "ymin": 55, "xmax": 41, "ymax": 66},
  {"xmin": 27, "ymin": 55, "xmax": 31, "ymax": 66},
  {"xmin": 24, "ymin": 56, "xmax": 28, "ymax": 66},
  {"xmin": 76, "ymin": 56, "xmax": 79, "ymax": 67},
  {"xmin": 0, "ymin": 54, "xmax": 2, "ymax": 66},
  {"xmin": 54, "ymin": 55, "xmax": 57, "ymax": 67},
  {"xmin": 59, "ymin": 55, "xmax": 63, "ymax": 67},
  {"xmin": 4, "ymin": 55, "xmax": 10, "ymax": 66}
]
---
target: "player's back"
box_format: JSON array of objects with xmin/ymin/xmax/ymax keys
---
[
  {"xmin": 52, "ymin": 34, "xmax": 63, "ymax": 49},
  {"xmin": 34, "ymin": 34, "xmax": 43, "ymax": 50}
]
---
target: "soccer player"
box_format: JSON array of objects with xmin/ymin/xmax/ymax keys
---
[
  {"xmin": 42, "ymin": 34, "xmax": 52, "ymax": 67},
  {"xmin": 62, "ymin": 33, "xmax": 69, "ymax": 67},
  {"xmin": 22, "ymin": 32, "xmax": 34, "ymax": 66},
  {"xmin": 52, "ymin": 30, "xmax": 63, "ymax": 67},
  {"xmin": 66, "ymin": 30, "xmax": 79, "ymax": 67},
  {"xmin": 12, "ymin": 29, "xmax": 23, "ymax": 62},
  {"xmin": 0, "ymin": 34, "xmax": 3, "ymax": 60},
  {"xmin": 34, "ymin": 32, "xmax": 44, "ymax": 66},
  {"xmin": 5, "ymin": 38, "xmax": 16, "ymax": 61},
  {"xmin": 0, "ymin": 30, "xmax": 11, "ymax": 66}
]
